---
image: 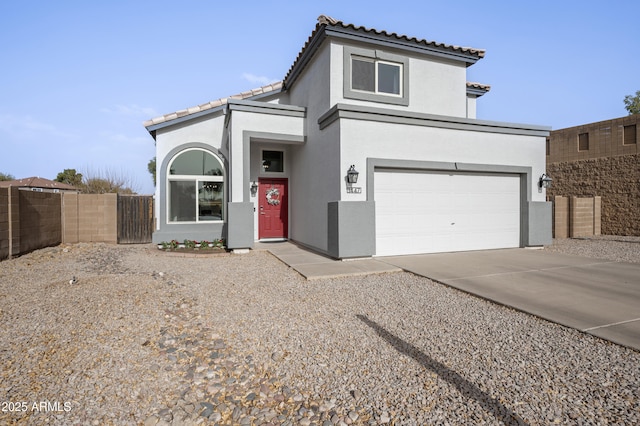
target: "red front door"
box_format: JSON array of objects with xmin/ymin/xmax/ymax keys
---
[{"xmin": 258, "ymin": 178, "xmax": 288, "ymax": 239}]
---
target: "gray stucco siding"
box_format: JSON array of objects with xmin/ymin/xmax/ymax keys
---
[
  {"xmin": 286, "ymin": 41, "xmax": 342, "ymax": 253},
  {"xmin": 342, "ymin": 45, "xmax": 410, "ymax": 106},
  {"xmin": 337, "ymin": 110, "xmax": 551, "ymax": 250},
  {"xmin": 319, "ymin": 103, "xmax": 551, "ymax": 137},
  {"xmin": 226, "ymin": 202, "xmax": 254, "ymax": 249},
  {"xmin": 152, "ymin": 142, "xmax": 229, "ymax": 244},
  {"xmin": 147, "ymin": 19, "xmax": 553, "ymax": 255},
  {"xmin": 327, "ymin": 201, "xmax": 376, "ymax": 258},
  {"xmin": 526, "ymin": 201, "xmax": 553, "ymax": 246},
  {"xmin": 331, "ymin": 42, "xmax": 469, "ymax": 117},
  {"xmin": 228, "ymin": 110, "xmax": 305, "ymax": 203},
  {"xmin": 338, "ymin": 115, "xmax": 549, "ymax": 202}
]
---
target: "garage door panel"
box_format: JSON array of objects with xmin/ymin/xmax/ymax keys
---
[{"xmin": 375, "ymin": 170, "xmax": 520, "ymax": 256}]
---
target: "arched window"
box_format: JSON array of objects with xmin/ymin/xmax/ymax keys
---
[{"xmin": 167, "ymin": 148, "xmax": 224, "ymax": 222}]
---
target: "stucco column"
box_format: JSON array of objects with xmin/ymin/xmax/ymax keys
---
[
  {"xmin": 229, "ymin": 119, "xmax": 245, "ymax": 203},
  {"xmin": 227, "ymin": 111, "xmax": 254, "ymax": 250}
]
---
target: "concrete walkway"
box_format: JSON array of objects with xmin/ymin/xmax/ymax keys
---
[
  {"xmin": 254, "ymin": 241, "xmax": 401, "ymax": 279},
  {"xmin": 256, "ymin": 241, "xmax": 640, "ymax": 351}
]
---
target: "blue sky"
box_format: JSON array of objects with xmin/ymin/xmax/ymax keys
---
[{"xmin": 1, "ymin": 1, "xmax": 638, "ymax": 195}]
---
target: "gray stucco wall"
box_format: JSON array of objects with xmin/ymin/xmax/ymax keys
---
[
  {"xmin": 226, "ymin": 202, "xmax": 254, "ymax": 249},
  {"xmin": 152, "ymin": 142, "xmax": 227, "ymax": 244},
  {"xmin": 526, "ymin": 201, "xmax": 553, "ymax": 246},
  {"xmin": 327, "ymin": 201, "xmax": 375, "ymax": 258},
  {"xmin": 287, "ymin": 41, "xmax": 341, "ymax": 253}
]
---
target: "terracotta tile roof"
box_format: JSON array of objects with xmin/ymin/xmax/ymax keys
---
[
  {"xmin": 145, "ymin": 15, "xmax": 486, "ymax": 130},
  {"xmin": 284, "ymin": 15, "xmax": 486, "ymax": 88},
  {"xmin": 143, "ymin": 81, "xmax": 283, "ymax": 128},
  {"xmin": 467, "ymin": 82, "xmax": 491, "ymax": 92},
  {"xmin": 318, "ymin": 15, "xmax": 485, "ymax": 57},
  {"xmin": 0, "ymin": 176, "xmax": 77, "ymax": 190}
]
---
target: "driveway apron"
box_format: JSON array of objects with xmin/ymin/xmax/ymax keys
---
[{"xmin": 380, "ymin": 248, "xmax": 640, "ymax": 351}]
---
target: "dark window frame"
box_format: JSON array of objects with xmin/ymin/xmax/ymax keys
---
[
  {"xmin": 623, "ymin": 124, "xmax": 637, "ymax": 145},
  {"xmin": 261, "ymin": 150, "xmax": 285, "ymax": 173},
  {"xmin": 344, "ymin": 46, "xmax": 409, "ymax": 106},
  {"xmin": 578, "ymin": 133, "xmax": 589, "ymax": 151}
]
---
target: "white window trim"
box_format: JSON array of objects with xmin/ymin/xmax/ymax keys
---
[
  {"xmin": 166, "ymin": 148, "xmax": 226, "ymax": 224},
  {"xmin": 350, "ymin": 56, "xmax": 403, "ymax": 97},
  {"xmin": 344, "ymin": 46, "xmax": 409, "ymax": 106}
]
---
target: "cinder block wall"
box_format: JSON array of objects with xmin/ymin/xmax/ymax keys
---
[
  {"xmin": 553, "ymin": 195, "xmax": 602, "ymax": 238},
  {"xmin": 18, "ymin": 189, "xmax": 62, "ymax": 254},
  {"xmin": 75, "ymin": 193, "xmax": 117, "ymax": 244},
  {"xmin": 0, "ymin": 188, "xmax": 8, "ymax": 259},
  {"xmin": 547, "ymin": 154, "xmax": 639, "ymax": 236},
  {"xmin": 62, "ymin": 192, "xmax": 79, "ymax": 243},
  {"xmin": 553, "ymin": 196, "xmax": 569, "ymax": 238},
  {"xmin": 9, "ymin": 188, "xmax": 20, "ymax": 255},
  {"xmin": 547, "ymin": 115, "xmax": 639, "ymax": 163},
  {"xmin": 570, "ymin": 197, "xmax": 595, "ymax": 237},
  {"xmin": 1, "ymin": 191, "xmax": 123, "ymax": 260}
]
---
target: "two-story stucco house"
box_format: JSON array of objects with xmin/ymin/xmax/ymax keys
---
[{"xmin": 144, "ymin": 15, "xmax": 552, "ymax": 258}]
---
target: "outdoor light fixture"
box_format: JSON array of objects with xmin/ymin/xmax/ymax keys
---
[
  {"xmin": 250, "ymin": 181, "xmax": 258, "ymax": 197},
  {"xmin": 346, "ymin": 165, "xmax": 359, "ymax": 184},
  {"xmin": 538, "ymin": 173, "xmax": 552, "ymax": 192}
]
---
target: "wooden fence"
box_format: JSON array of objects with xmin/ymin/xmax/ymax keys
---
[
  {"xmin": 1, "ymin": 189, "xmax": 154, "ymax": 259},
  {"xmin": 117, "ymin": 195, "xmax": 154, "ymax": 244},
  {"xmin": 0, "ymin": 187, "xmax": 62, "ymax": 259}
]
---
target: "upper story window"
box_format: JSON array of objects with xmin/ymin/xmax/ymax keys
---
[
  {"xmin": 352, "ymin": 57, "xmax": 402, "ymax": 96},
  {"xmin": 344, "ymin": 46, "xmax": 409, "ymax": 106}
]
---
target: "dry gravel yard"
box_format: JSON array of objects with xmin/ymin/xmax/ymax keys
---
[{"xmin": 0, "ymin": 238, "xmax": 639, "ymax": 425}]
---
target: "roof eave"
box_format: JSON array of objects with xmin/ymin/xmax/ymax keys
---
[
  {"xmin": 283, "ymin": 24, "xmax": 327, "ymax": 90},
  {"xmin": 145, "ymin": 104, "xmax": 226, "ymax": 135},
  {"xmin": 327, "ymin": 25, "xmax": 484, "ymax": 66},
  {"xmin": 144, "ymin": 85, "xmax": 284, "ymax": 135},
  {"xmin": 284, "ymin": 22, "xmax": 484, "ymax": 91},
  {"xmin": 466, "ymin": 83, "xmax": 491, "ymax": 97}
]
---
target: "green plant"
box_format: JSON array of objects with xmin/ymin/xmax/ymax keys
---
[
  {"xmin": 624, "ymin": 90, "xmax": 640, "ymax": 115},
  {"xmin": 159, "ymin": 239, "xmax": 225, "ymax": 251}
]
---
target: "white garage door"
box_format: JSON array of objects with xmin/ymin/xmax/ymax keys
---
[{"xmin": 375, "ymin": 170, "xmax": 521, "ymax": 256}]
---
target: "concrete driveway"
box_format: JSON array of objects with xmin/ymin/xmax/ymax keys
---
[{"xmin": 380, "ymin": 248, "xmax": 640, "ymax": 351}]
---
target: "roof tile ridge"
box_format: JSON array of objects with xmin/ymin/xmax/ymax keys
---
[
  {"xmin": 144, "ymin": 81, "xmax": 284, "ymax": 127},
  {"xmin": 467, "ymin": 81, "xmax": 491, "ymax": 89},
  {"xmin": 314, "ymin": 15, "xmax": 485, "ymax": 59},
  {"xmin": 317, "ymin": 15, "xmax": 338, "ymax": 25}
]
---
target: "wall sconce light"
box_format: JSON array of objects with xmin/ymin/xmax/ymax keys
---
[
  {"xmin": 538, "ymin": 173, "xmax": 552, "ymax": 192},
  {"xmin": 250, "ymin": 181, "xmax": 258, "ymax": 197},
  {"xmin": 346, "ymin": 165, "xmax": 359, "ymax": 184}
]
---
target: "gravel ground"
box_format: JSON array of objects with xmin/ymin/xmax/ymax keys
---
[
  {"xmin": 1, "ymin": 238, "xmax": 639, "ymax": 425},
  {"xmin": 543, "ymin": 235, "xmax": 640, "ymax": 264}
]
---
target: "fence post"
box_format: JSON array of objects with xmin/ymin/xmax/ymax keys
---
[
  {"xmin": 593, "ymin": 196, "xmax": 602, "ymax": 236},
  {"xmin": 7, "ymin": 186, "xmax": 12, "ymax": 259}
]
